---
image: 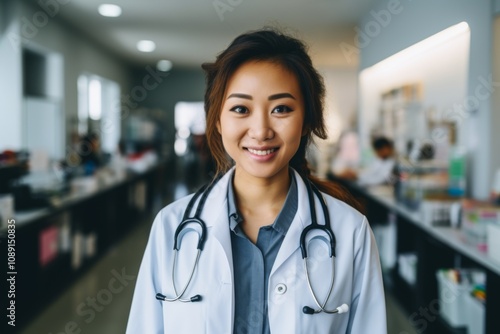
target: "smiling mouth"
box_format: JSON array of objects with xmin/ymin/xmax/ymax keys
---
[{"xmin": 246, "ymin": 148, "xmax": 278, "ymax": 156}]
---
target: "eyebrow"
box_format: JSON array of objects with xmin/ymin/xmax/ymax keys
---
[
  {"xmin": 226, "ymin": 92, "xmax": 296, "ymax": 101},
  {"xmin": 227, "ymin": 93, "xmax": 252, "ymax": 100},
  {"xmin": 268, "ymin": 93, "xmax": 296, "ymax": 101}
]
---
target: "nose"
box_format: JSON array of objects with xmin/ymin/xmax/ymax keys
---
[{"xmin": 248, "ymin": 112, "xmax": 274, "ymax": 141}]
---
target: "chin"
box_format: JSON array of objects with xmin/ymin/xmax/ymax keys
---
[{"xmin": 238, "ymin": 163, "xmax": 289, "ymax": 180}]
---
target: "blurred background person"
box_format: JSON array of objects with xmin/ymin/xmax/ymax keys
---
[
  {"xmin": 79, "ymin": 133, "xmax": 104, "ymax": 175},
  {"xmin": 335, "ymin": 136, "xmax": 396, "ymax": 186}
]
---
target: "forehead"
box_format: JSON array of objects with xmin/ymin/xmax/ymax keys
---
[{"xmin": 225, "ymin": 60, "xmax": 302, "ymax": 97}]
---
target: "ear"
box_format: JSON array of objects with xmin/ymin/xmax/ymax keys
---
[{"xmin": 216, "ymin": 120, "xmax": 221, "ymax": 134}]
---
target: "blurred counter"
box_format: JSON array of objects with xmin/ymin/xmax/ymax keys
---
[
  {"xmin": 357, "ymin": 182, "xmax": 500, "ymax": 275},
  {"xmin": 328, "ymin": 173, "xmax": 500, "ymax": 333},
  {"xmin": 0, "ymin": 157, "xmax": 172, "ymax": 332},
  {"xmin": 3, "ymin": 156, "xmax": 167, "ymax": 231}
]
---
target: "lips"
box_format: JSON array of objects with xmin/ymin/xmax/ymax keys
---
[{"xmin": 246, "ymin": 148, "xmax": 278, "ymax": 156}]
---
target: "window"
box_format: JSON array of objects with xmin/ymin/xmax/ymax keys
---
[
  {"xmin": 78, "ymin": 73, "xmax": 121, "ymax": 154},
  {"xmin": 174, "ymin": 102, "xmax": 205, "ymax": 156}
]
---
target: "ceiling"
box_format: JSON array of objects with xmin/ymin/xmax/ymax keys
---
[{"xmin": 51, "ymin": 0, "xmax": 373, "ymax": 69}]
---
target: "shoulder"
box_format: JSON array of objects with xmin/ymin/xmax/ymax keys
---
[
  {"xmin": 323, "ymin": 193, "xmax": 365, "ymax": 221},
  {"xmin": 321, "ymin": 191, "xmax": 369, "ymax": 237},
  {"xmin": 150, "ymin": 170, "xmax": 233, "ymax": 232},
  {"xmin": 150, "ymin": 193, "xmax": 197, "ymax": 232}
]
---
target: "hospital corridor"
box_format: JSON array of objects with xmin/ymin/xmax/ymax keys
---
[{"xmin": 1, "ymin": 1, "xmax": 500, "ymax": 333}]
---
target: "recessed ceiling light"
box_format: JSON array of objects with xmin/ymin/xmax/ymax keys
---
[
  {"xmin": 98, "ymin": 4, "xmax": 122, "ymax": 17},
  {"xmin": 157, "ymin": 60, "xmax": 173, "ymax": 72},
  {"xmin": 137, "ymin": 40, "xmax": 156, "ymax": 52}
]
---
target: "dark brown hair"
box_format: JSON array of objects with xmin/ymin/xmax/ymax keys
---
[{"xmin": 202, "ymin": 28, "xmax": 361, "ymax": 211}]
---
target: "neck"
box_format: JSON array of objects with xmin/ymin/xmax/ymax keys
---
[{"xmin": 232, "ymin": 167, "xmax": 291, "ymax": 225}]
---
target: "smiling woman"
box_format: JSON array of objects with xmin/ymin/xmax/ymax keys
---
[
  {"xmin": 218, "ymin": 60, "xmax": 305, "ymax": 184},
  {"xmin": 126, "ymin": 28, "xmax": 387, "ymax": 334}
]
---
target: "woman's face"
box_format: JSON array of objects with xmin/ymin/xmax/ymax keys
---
[{"xmin": 218, "ymin": 60, "xmax": 305, "ymax": 182}]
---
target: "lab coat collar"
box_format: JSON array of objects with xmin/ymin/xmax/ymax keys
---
[
  {"xmin": 199, "ymin": 167, "xmax": 315, "ymax": 279},
  {"xmin": 201, "ymin": 167, "xmax": 234, "ymax": 262}
]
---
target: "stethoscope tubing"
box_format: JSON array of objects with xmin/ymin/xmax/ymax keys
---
[
  {"xmin": 157, "ymin": 178, "xmax": 220, "ymax": 303},
  {"xmin": 157, "ymin": 172, "xmax": 346, "ymax": 315},
  {"xmin": 303, "ymin": 256, "xmax": 336, "ymax": 313}
]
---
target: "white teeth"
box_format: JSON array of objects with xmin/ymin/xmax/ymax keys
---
[{"xmin": 248, "ymin": 148, "xmax": 276, "ymax": 156}]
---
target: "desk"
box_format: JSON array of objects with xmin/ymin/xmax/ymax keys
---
[{"xmin": 328, "ymin": 174, "xmax": 499, "ymax": 334}]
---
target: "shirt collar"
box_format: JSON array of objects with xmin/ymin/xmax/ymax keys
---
[{"xmin": 227, "ymin": 170, "xmax": 298, "ymax": 236}]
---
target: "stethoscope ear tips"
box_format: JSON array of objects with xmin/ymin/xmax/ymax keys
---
[
  {"xmin": 337, "ymin": 304, "xmax": 349, "ymax": 314},
  {"xmin": 190, "ymin": 295, "xmax": 202, "ymax": 302},
  {"xmin": 302, "ymin": 303, "xmax": 350, "ymax": 315},
  {"xmin": 302, "ymin": 306, "xmax": 315, "ymax": 314},
  {"xmin": 156, "ymin": 293, "xmax": 167, "ymax": 301}
]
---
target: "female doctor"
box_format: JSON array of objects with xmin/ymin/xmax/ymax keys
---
[{"xmin": 126, "ymin": 28, "xmax": 387, "ymax": 334}]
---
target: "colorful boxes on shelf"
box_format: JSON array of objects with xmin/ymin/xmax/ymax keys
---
[
  {"xmin": 436, "ymin": 268, "xmax": 485, "ymax": 332},
  {"xmin": 461, "ymin": 200, "xmax": 500, "ymax": 253}
]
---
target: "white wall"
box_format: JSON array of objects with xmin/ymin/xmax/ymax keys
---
[
  {"xmin": 320, "ymin": 68, "xmax": 359, "ymax": 139},
  {"xmin": 358, "ymin": 0, "xmax": 493, "ymax": 199},
  {"xmin": 492, "ymin": 16, "xmax": 500, "ymax": 190},
  {"xmin": 359, "ymin": 27, "xmax": 470, "ymax": 154},
  {"xmin": 0, "ymin": 0, "xmax": 22, "ymax": 150},
  {"xmin": 311, "ymin": 68, "xmax": 358, "ymax": 177},
  {"xmin": 0, "ymin": 1, "xmax": 131, "ymax": 158}
]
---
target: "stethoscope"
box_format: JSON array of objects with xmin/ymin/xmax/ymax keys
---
[{"xmin": 156, "ymin": 173, "xmax": 349, "ymax": 315}]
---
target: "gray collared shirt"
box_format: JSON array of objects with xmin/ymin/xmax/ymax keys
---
[{"xmin": 228, "ymin": 171, "xmax": 298, "ymax": 334}]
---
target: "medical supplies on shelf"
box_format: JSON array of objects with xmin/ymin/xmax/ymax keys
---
[
  {"xmin": 398, "ymin": 252, "xmax": 418, "ymax": 286},
  {"xmin": 436, "ymin": 268, "xmax": 485, "ymax": 333},
  {"xmin": 394, "ymin": 160, "xmax": 449, "ymax": 210},
  {"xmin": 421, "ymin": 194, "xmax": 461, "ymax": 227},
  {"xmin": 448, "ymin": 146, "xmax": 467, "ymax": 197},
  {"xmin": 461, "ymin": 200, "xmax": 500, "ymax": 253}
]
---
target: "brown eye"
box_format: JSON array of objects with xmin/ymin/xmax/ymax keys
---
[
  {"xmin": 230, "ymin": 106, "xmax": 248, "ymax": 114},
  {"xmin": 272, "ymin": 105, "xmax": 293, "ymax": 114}
]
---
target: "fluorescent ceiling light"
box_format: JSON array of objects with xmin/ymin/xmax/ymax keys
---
[
  {"xmin": 98, "ymin": 4, "xmax": 122, "ymax": 17},
  {"xmin": 366, "ymin": 21, "xmax": 470, "ymax": 73},
  {"xmin": 137, "ymin": 40, "xmax": 156, "ymax": 52},
  {"xmin": 157, "ymin": 60, "xmax": 173, "ymax": 72}
]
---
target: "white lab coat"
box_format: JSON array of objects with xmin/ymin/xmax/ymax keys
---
[
  {"xmin": 126, "ymin": 169, "xmax": 387, "ymax": 333},
  {"xmin": 357, "ymin": 158, "xmax": 395, "ymax": 187}
]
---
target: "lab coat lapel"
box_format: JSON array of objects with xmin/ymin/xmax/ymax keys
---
[
  {"xmin": 201, "ymin": 171, "xmax": 235, "ymax": 333},
  {"xmin": 208, "ymin": 201, "xmax": 233, "ymax": 277},
  {"xmin": 202, "ymin": 170, "xmax": 234, "ymax": 276},
  {"xmin": 270, "ymin": 170, "xmax": 309, "ymax": 276}
]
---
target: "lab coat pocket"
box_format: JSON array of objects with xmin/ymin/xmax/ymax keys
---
[{"xmin": 162, "ymin": 296, "xmax": 206, "ymax": 333}]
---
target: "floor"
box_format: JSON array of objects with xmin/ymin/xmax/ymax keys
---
[{"xmin": 20, "ymin": 180, "xmax": 418, "ymax": 334}]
